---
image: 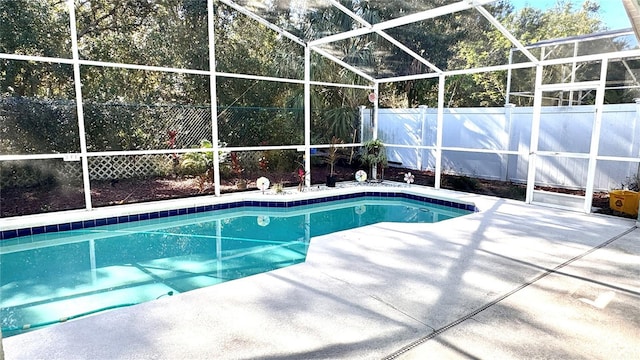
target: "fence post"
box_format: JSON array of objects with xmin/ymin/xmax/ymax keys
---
[
  {"xmin": 418, "ymin": 105, "xmax": 428, "ymax": 170},
  {"xmin": 503, "ymin": 103, "xmax": 515, "ymax": 181}
]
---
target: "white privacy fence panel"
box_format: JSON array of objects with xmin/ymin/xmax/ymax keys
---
[
  {"xmin": 370, "ymin": 108, "xmax": 428, "ymax": 170},
  {"xmin": 441, "ymin": 107, "xmax": 511, "ymax": 181},
  {"xmin": 375, "ymin": 103, "xmax": 640, "ymax": 190}
]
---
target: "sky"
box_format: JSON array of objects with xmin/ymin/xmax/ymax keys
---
[{"xmin": 508, "ymin": 0, "xmax": 632, "ymax": 30}]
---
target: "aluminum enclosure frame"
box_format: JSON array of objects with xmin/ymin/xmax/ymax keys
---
[{"xmin": 1, "ymin": 0, "xmax": 639, "ymax": 215}]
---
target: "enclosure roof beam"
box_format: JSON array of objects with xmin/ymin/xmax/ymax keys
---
[
  {"xmin": 309, "ymin": 0, "xmax": 496, "ymax": 47},
  {"xmin": 376, "ymin": 61, "xmax": 537, "ymax": 83},
  {"xmin": 378, "ymin": 47, "xmax": 640, "ymax": 84},
  {"xmin": 310, "ymin": 47, "xmax": 377, "ymax": 83},
  {"xmin": 326, "ymin": 0, "xmax": 443, "ymax": 74},
  {"xmin": 541, "ymin": 48, "xmax": 640, "ymax": 65},
  {"xmin": 474, "ymin": 5, "xmax": 539, "ymax": 64},
  {"xmin": 326, "ymin": 0, "xmax": 370, "ymax": 28},
  {"xmin": 218, "ymin": 0, "xmax": 306, "ymax": 47},
  {"xmin": 606, "ymin": 36, "xmax": 640, "ymax": 86},
  {"xmin": 524, "ymin": 28, "xmax": 634, "ymax": 49},
  {"xmin": 621, "ymin": 59, "xmax": 639, "ymax": 85},
  {"xmin": 310, "ymin": 80, "xmax": 375, "ymax": 90},
  {"xmin": 540, "ymin": 80, "xmax": 601, "ymax": 91},
  {"xmin": 375, "ymin": 31, "xmax": 443, "ymax": 74},
  {"xmin": 216, "ymin": 71, "xmax": 306, "ymax": 84}
]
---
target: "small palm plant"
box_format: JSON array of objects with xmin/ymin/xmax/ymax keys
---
[{"xmin": 323, "ymin": 136, "xmax": 344, "ymax": 187}]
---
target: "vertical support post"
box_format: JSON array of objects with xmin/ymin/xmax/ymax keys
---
[
  {"xmin": 359, "ymin": 105, "xmax": 366, "ymax": 143},
  {"xmin": 526, "ymin": 65, "xmax": 544, "ymax": 204},
  {"xmin": 372, "ymin": 83, "xmax": 379, "ymax": 140},
  {"xmin": 208, "ymin": 0, "xmax": 221, "ymax": 197},
  {"xmin": 569, "ymin": 41, "xmax": 579, "ymax": 106},
  {"xmin": 370, "ymin": 83, "xmax": 380, "ymax": 180},
  {"xmin": 304, "ymin": 45, "xmax": 312, "ymax": 187},
  {"xmin": 435, "ymin": 74, "xmax": 445, "ymax": 189},
  {"xmin": 584, "ymin": 60, "xmax": 608, "ymax": 213},
  {"xmin": 634, "ymin": 98, "xmax": 640, "ymax": 180},
  {"xmin": 506, "ymin": 48, "xmax": 513, "ymax": 105},
  {"xmin": 503, "ymin": 103, "xmax": 515, "ymax": 181},
  {"xmin": 418, "ymin": 105, "xmax": 428, "ymax": 170},
  {"xmin": 636, "ymin": 101, "xmax": 640, "ymax": 225},
  {"xmin": 67, "ymin": 0, "xmax": 92, "ymax": 210}
]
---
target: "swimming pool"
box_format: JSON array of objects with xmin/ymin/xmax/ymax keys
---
[{"xmin": 0, "ymin": 191, "xmax": 475, "ymax": 336}]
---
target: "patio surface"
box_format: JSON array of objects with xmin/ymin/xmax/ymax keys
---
[{"xmin": 1, "ymin": 189, "xmax": 639, "ymax": 359}]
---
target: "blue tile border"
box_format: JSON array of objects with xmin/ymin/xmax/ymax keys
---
[{"xmin": 1, "ymin": 191, "xmax": 477, "ymax": 241}]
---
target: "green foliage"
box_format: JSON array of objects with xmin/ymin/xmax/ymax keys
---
[
  {"xmin": 217, "ymin": 104, "xmax": 303, "ymax": 147},
  {"xmin": 380, "ymin": 0, "xmax": 607, "ymax": 107},
  {"xmin": 0, "ymin": 160, "xmax": 58, "ymax": 189},
  {"xmin": 0, "ymin": 0, "xmax": 72, "ymax": 98},
  {"xmin": 448, "ymin": 0, "xmax": 605, "ymax": 107},
  {"xmin": 323, "ymin": 136, "xmax": 345, "ymax": 176},
  {"xmin": 180, "ymin": 139, "xmax": 214, "ymax": 191},
  {"xmin": 0, "ymin": 0, "xmax": 618, "ymax": 159},
  {"xmin": 260, "ymin": 150, "xmax": 300, "ymax": 174},
  {"xmin": 0, "ymin": 98, "xmax": 79, "ymax": 154},
  {"xmin": 360, "ymin": 139, "xmax": 387, "ymax": 179},
  {"xmin": 82, "ymin": 102, "xmax": 211, "ymax": 151}
]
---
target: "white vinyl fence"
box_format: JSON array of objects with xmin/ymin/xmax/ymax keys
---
[{"xmin": 367, "ymin": 104, "xmax": 640, "ymax": 191}]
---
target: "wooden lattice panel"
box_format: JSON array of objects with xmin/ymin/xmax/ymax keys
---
[{"xmin": 89, "ymin": 155, "xmax": 174, "ymax": 180}]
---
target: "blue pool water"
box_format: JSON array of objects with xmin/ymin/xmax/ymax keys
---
[{"xmin": 0, "ymin": 196, "xmax": 472, "ymax": 336}]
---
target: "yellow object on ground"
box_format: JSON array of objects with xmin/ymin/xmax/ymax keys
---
[{"xmin": 609, "ymin": 190, "xmax": 639, "ymax": 216}]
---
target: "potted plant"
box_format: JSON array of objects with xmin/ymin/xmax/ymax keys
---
[
  {"xmin": 360, "ymin": 138, "xmax": 387, "ymax": 181},
  {"xmin": 323, "ymin": 136, "xmax": 344, "ymax": 187}
]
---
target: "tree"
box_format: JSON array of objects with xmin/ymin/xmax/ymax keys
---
[
  {"xmin": 0, "ymin": 0, "xmax": 73, "ymax": 98},
  {"xmin": 445, "ymin": 0, "xmax": 606, "ymax": 107},
  {"xmin": 77, "ymin": 0, "xmax": 210, "ymax": 104}
]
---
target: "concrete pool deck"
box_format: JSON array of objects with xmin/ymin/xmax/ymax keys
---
[{"xmin": 2, "ymin": 189, "xmax": 639, "ymax": 359}]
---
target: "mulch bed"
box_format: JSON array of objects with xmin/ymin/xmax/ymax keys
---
[{"xmin": 0, "ymin": 165, "xmax": 625, "ymax": 218}]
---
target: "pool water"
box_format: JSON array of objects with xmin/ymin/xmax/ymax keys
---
[{"xmin": 0, "ymin": 197, "xmax": 471, "ymax": 336}]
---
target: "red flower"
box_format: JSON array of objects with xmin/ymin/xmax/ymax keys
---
[{"xmin": 167, "ymin": 130, "xmax": 177, "ymax": 147}]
